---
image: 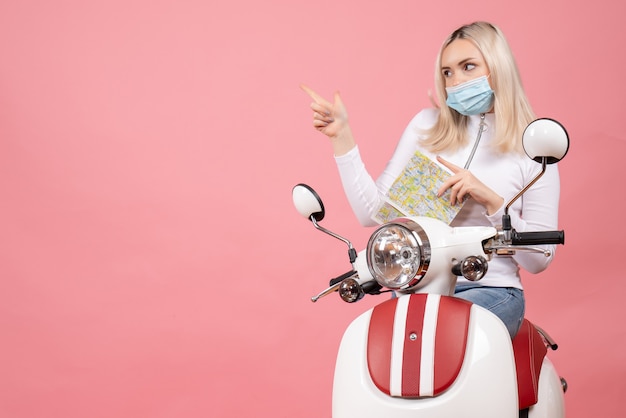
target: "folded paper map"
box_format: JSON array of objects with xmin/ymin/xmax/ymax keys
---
[{"xmin": 373, "ymin": 151, "xmax": 464, "ymax": 225}]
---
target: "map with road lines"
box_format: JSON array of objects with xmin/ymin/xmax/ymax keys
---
[{"xmin": 373, "ymin": 151, "xmax": 464, "ymax": 224}]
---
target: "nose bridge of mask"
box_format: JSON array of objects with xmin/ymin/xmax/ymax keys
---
[{"xmin": 446, "ymin": 74, "xmax": 489, "ymax": 93}]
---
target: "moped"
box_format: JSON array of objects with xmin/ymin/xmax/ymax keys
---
[{"xmin": 292, "ymin": 118, "xmax": 569, "ymax": 417}]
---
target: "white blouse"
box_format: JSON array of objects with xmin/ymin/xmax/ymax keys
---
[{"xmin": 334, "ymin": 108, "xmax": 561, "ymax": 289}]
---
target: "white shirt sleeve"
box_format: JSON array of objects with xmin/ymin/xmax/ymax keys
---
[{"xmin": 334, "ymin": 110, "xmax": 436, "ymax": 227}]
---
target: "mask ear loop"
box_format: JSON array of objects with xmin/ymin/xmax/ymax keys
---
[{"xmin": 463, "ymin": 113, "xmax": 487, "ymax": 169}]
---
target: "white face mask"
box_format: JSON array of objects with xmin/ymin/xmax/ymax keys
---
[{"xmin": 445, "ymin": 75, "xmax": 494, "ymax": 115}]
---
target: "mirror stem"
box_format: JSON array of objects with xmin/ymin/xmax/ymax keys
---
[
  {"xmin": 502, "ymin": 157, "xmax": 548, "ymax": 241},
  {"xmin": 311, "ymin": 217, "xmax": 358, "ymax": 264}
]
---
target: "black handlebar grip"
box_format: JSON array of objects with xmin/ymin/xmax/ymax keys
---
[
  {"xmin": 329, "ymin": 270, "xmax": 357, "ymax": 286},
  {"xmin": 329, "ymin": 277, "xmax": 343, "ymax": 286},
  {"xmin": 511, "ymin": 230, "xmax": 565, "ymax": 246}
]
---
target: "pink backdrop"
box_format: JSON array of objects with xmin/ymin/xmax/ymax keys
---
[{"xmin": 1, "ymin": 1, "xmax": 624, "ymax": 417}]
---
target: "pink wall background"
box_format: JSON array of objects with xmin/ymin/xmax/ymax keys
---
[{"xmin": 1, "ymin": 1, "xmax": 624, "ymax": 417}]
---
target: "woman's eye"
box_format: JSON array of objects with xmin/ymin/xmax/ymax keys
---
[
  {"xmin": 464, "ymin": 63, "xmax": 476, "ymax": 71},
  {"xmin": 442, "ymin": 69, "xmax": 452, "ymax": 77}
]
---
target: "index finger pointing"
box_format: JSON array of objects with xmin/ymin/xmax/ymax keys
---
[
  {"xmin": 300, "ymin": 84, "xmax": 331, "ymax": 107},
  {"xmin": 436, "ymin": 156, "xmax": 461, "ymax": 173}
]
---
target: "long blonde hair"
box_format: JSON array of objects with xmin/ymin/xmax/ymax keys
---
[{"xmin": 422, "ymin": 21, "xmax": 535, "ymax": 154}]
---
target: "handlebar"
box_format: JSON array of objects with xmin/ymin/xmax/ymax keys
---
[{"xmin": 511, "ymin": 230, "xmax": 565, "ymax": 246}]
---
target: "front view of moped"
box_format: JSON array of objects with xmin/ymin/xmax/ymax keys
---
[{"xmin": 292, "ymin": 119, "xmax": 569, "ymax": 418}]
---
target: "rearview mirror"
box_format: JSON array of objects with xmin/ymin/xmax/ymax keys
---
[
  {"xmin": 292, "ymin": 183, "xmax": 325, "ymax": 222},
  {"xmin": 522, "ymin": 118, "xmax": 569, "ymax": 164}
]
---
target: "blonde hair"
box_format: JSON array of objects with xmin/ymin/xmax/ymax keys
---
[{"xmin": 422, "ymin": 21, "xmax": 535, "ymax": 154}]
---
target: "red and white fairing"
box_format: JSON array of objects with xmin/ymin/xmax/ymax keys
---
[
  {"xmin": 332, "ymin": 292, "xmax": 564, "ymax": 417},
  {"xmin": 333, "ymin": 292, "xmax": 518, "ymax": 417}
]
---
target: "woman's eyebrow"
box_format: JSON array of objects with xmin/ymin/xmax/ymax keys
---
[{"xmin": 442, "ymin": 57, "xmax": 478, "ymax": 69}]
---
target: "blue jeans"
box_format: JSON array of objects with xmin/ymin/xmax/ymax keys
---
[{"xmin": 454, "ymin": 283, "xmax": 525, "ymax": 338}]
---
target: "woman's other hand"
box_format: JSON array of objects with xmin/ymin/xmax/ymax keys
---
[{"xmin": 436, "ymin": 156, "xmax": 504, "ymax": 215}]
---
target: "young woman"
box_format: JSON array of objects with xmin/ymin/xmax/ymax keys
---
[{"xmin": 302, "ymin": 21, "xmax": 561, "ymax": 338}]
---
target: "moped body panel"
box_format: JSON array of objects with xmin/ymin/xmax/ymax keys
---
[
  {"xmin": 332, "ymin": 294, "xmax": 518, "ymax": 418},
  {"xmin": 366, "ymin": 294, "xmax": 472, "ymax": 398},
  {"xmin": 528, "ymin": 357, "xmax": 566, "ymax": 417}
]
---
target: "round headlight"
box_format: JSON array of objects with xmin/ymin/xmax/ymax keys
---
[{"xmin": 366, "ymin": 219, "xmax": 430, "ymax": 290}]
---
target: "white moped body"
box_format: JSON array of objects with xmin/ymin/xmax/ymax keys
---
[{"xmin": 333, "ymin": 293, "xmax": 565, "ymax": 417}]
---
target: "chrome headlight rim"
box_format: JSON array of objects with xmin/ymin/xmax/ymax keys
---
[{"xmin": 366, "ymin": 218, "xmax": 431, "ymax": 290}]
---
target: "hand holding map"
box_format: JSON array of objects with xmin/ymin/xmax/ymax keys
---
[{"xmin": 373, "ymin": 151, "xmax": 465, "ymax": 225}]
